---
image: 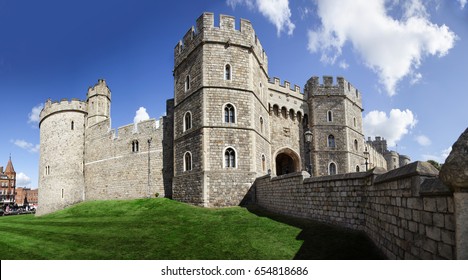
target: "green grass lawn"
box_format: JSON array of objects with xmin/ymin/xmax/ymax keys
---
[{"xmin": 0, "ymin": 198, "xmax": 384, "ymax": 260}]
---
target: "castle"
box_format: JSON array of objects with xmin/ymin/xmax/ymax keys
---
[{"xmin": 37, "ymin": 13, "xmax": 408, "ymax": 215}]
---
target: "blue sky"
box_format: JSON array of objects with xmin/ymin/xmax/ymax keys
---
[{"xmin": 1, "ymin": 0, "xmax": 466, "ymax": 189}]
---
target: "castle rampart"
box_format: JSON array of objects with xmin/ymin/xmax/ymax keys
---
[
  {"xmin": 174, "ymin": 13, "xmax": 268, "ymax": 74},
  {"xmin": 39, "ymin": 99, "xmax": 87, "ymax": 127},
  {"xmin": 254, "ymin": 161, "xmax": 456, "ymax": 259}
]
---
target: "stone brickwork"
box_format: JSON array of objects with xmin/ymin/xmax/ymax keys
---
[
  {"xmin": 38, "ymin": 99, "xmax": 87, "ymax": 215},
  {"xmin": 255, "ymin": 161, "xmax": 456, "ymax": 259}
]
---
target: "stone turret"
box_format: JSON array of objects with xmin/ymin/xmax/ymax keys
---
[{"xmin": 87, "ymin": 79, "xmax": 111, "ymax": 127}]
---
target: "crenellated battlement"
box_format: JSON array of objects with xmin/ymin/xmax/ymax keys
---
[
  {"xmin": 268, "ymin": 77, "xmax": 302, "ymax": 95},
  {"xmin": 174, "ymin": 12, "xmax": 268, "ymax": 70},
  {"xmin": 39, "ymin": 98, "xmax": 87, "ymax": 126},
  {"xmin": 87, "ymin": 79, "xmax": 111, "ymax": 100},
  {"xmin": 305, "ymin": 76, "xmax": 362, "ymax": 103}
]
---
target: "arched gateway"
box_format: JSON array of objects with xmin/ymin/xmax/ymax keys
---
[{"xmin": 274, "ymin": 148, "xmax": 301, "ymax": 176}]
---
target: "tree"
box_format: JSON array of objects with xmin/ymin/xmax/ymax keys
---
[{"xmin": 427, "ymin": 160, "xmax": 441, "ymax": 171}]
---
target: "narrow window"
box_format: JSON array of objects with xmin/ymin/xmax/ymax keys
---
[
  {"xmin": 354, "ymin": 139, "xmax": 358, "ymax": 151},
  {"xmin": 184, "ymin": 112, "xmax": 192, "ymax": 131},
  {"xmin": 61, "ymin": 188, "xmax": 64, "ymax": 199},
  {"xmin": 184, "ymin": 152, "xmax": 192, "ymax": 171},
  {"xmin": 185, "ymin": 75, "xmax": 190, "ymax": 91},
  {"xmin": 71, "ymin": 121, "xmax": 74, "ymax": 130},
  {"xmin": 132, "ymin": 140, "xmax": 139, "ymax": 153},
  {"xmin": 225, "ymin": 64, "xmax": 231, "ymax": 80},
  {"xmin": 327, "ymin": 111, "xmax": 333, "ymax": 122},
  {"xmin": 329, "ymin": 162, "xmax": 337, "ymax": 175},
  {"xmin": 328, "ymin": 135, "xmax": 336, "ymax": 148},
  {"xmin": 262, "ymin": 154, "xmax": 266, "ymax": 172},
  {"xmin": 224, "ymin": 104, "xmax": 235, "ymax": 123},
  {"xmin": 354, "ymin": 117, "xmax": 357, "ymax": 127},
  {"xmin": 356, "ymin": 165, "xmax": 360, "ymax": 172},
  {"xmin": 260, "ymin": 117, "xmax": 264, "ymax": 133},
  {"xmin": 224, "ymin": 148, "xmax": 236, "ymax": 168}
]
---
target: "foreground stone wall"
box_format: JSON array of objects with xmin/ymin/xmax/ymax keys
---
[{"xmin": 255, "ymin": 161, "xmax": 456, "ymax": 259}]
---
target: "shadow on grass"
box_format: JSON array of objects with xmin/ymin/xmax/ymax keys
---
[{"xmin": 243, "ymin": 205, "xmax": 386, "ymax": 260}]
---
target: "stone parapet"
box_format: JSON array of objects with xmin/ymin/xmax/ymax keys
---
[
  {"xmin": 255, "ymin": 161, "xmax": 456, "ymax": 259},
  {"xmin": 39, "ymin": 98, "xmax": 87, "ymax": 127}
]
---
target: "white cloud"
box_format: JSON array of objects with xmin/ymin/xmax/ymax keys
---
[
  {"xmin": 11, "ymin": 139, "xmax": 40, "ymax": 153},
  {"xmin": 28, "ymin": 104, "xmax": 43, "ymax": 124},
  {"xmin": 16, "ymin": 172, "xmax": 32, "ymax": 188},
  {"xmin": 459, "ymin": 0, "xmax": 467, "ymax": 9},
  {"xmin": 339, "ymin": 60, "xmax": 349, "ymax": 70},
  {"xmin": 227, "ymin": 0, "xmax": 295, "ymax": 36},
  {"xmin": 307, "ymin": 0, "xmax": 457, "ymax": 96},
  {"xmin": 363, "ymin": 109, "xmax": 417, "ymax": 147},
  {"xmin": 133, "ymin": 107, "xmax": 150, "ymax": 124},
  {"xmin": 415, "ymin": 135, "xmax": 431, "ymax": 146}
]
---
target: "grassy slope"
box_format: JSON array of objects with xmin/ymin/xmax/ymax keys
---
[
  {"xmin": 0, "ymin": 198, "xmax": 384, "ymax": 260},
  {"xmin": 0, "ymin": 199, "xmax": 303, "ymax": 260}
]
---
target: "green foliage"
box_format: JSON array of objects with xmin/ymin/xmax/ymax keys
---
[
  {"xmin": 0, "ymin": 199, "xmax": 383, "ymax": 260},
  {"xmin": 427, "ymin": 160, "xmax": 442, "ymax": 170}
]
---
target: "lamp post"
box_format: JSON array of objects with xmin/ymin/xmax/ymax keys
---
[
  {"xmin": 364, "ymin": 147, "xmax": 369, "ymax": 171},
  {"xmin": 304, "ymin": 129, "xmax": 313, "ymax": 175}
]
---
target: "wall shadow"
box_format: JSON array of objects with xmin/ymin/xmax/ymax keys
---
[{"xmin": 242, "ymin": 204, "xmax": 386, "ymax": 260}]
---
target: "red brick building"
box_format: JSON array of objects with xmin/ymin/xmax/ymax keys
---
[
  {"xmin": 15, "ymin": 187, "xmax": 38, "ymax": 207},
  {"xmin": 0, "ymin": 157, "xmax": 16, "ymax": 207}
]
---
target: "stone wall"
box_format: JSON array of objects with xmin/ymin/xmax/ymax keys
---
[
  {"xmin": 255, "ymin": 161, "xmax": 456, "ymax": 259},
  {"xmin": 84, "ymin": 118, "xmax": 166, "ymax": 201}
]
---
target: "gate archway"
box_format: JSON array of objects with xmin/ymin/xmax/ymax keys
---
[{"xmin": 274, "ymin": 148, "xmax": 301, "ymax": 176}]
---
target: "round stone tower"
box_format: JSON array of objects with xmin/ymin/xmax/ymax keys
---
[{"xmin": 37, "ymin": 99, "xmax": 87, "ymax": 216}]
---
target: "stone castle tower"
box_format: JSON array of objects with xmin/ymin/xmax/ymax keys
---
[
  {"xmin": 172, "ymin": 13, "xmax": 271, "ymax": 207},
  {"xmin": 37, "ymin": 12, "xmax": 405, "ymax": 215},
  {"xmin": 306, "ymin": 76, "xmax": 365, "ymax": 176}
]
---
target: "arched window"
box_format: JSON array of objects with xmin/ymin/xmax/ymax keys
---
[
  {"xmin": 262, "ymin": 154, "xmax": 266, "ymax": 172},
  {"xmin": 273, "ymin": 105, "xmax": 279, "ymax": 117},
  {"xmin": 354, "ymin": 139, "xmax": 358, "ymax": 151},
  {"xmin": 132, "ymin": 140, "xmax": 139, "ymax": 153},
  {"xmin": 184, "ymin": 152, "xmax": 192, "ymax": 171},
  {"xmin": 327, "ymin": 111, "xmax": 333, "ymax": 122},
  {"xmin": 353, "ymin": 117, "xmax": 357, "ymax": 127},
  {"xmin": 328, "ymin": 135, "xmax": 336, "ymax": 148},
  {"xmin": 260, "ymin": 117, "xmax": 264, "ymax": 133},
  {"xmin": 297, "ymin": 111, "xmax": 302, "ymax": 123},
  {"xmin": 184, "ymin": 112, "xmax": 192, "ymax": 131},
  {"xmin": 356, "ymin": 165, "xmax": 360, "ymax": 172},
  {"xmin": 303, "ymin": 114, "xmax": 309, "ymax": 128},
  {"xmin": 71, "ymin": 121, "xmax": 74, "ymax": 130},
  {"xmin": 185, "ymin": 75, "xmax": 190, "ymax": 92},
  {"xmin": 225, "ymin": 64, "xmax": 231, "ymax": 80},
  {"xmin": 224, "ymin": 148, "xmax": 236, "ymax": 168},
  {"xmin": 289, "ymin": 109, "xmax": 295, "ymax": 121},
  {"xmin": 329, "ymin": 162, "xmax": 337, "ymax": 175},
  {"xmin": 281, "ymin": 107, "xmax": 287, "ymax": 118},
  {"xmin": 224, "ymin": 104, "xmax": 235, "ymax": 123}
]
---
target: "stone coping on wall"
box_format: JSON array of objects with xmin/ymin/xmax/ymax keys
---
[
  {"xmin": 420, "ymin": 177, "xmax": 452, "ymax": 197},
  {"xmin": 374, "ymin": 161, "xmax": 439, "ymax": 184},
  {"xmin": 270, "ymin": 171, "xmax": 310, "ymax": 181}
]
